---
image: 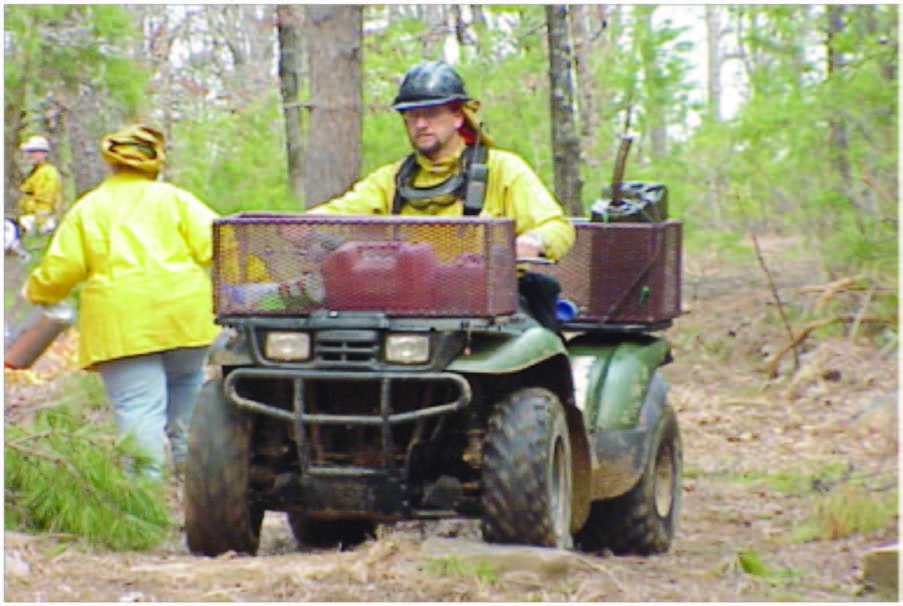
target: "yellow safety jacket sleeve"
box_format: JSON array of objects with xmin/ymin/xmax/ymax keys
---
[
  {"xmin": 25, "ymin": 172, "xmax": 220, "ymax": 369},
  {"xmin": 308, "ymin": 162, "xmax": 401, "ymax": 216},
  {"xmin": 311, "ymin": 147, "xmax": 575, "ymax": 261},
  {"xmin": 18, "ymin": 161, "xmax": 62, "ymax": 215}
]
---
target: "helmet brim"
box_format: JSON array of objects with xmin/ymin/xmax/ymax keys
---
[{"xmin": 392, "ymin": 96, "xmax": 467, "ymax": 112}]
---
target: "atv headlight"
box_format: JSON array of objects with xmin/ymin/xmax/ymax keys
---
[
  {"xmin": 385, "ymin": 334, "xmax": 430, "ymax": 364},
  {"xmin": 265, "ymin": 332, "xmax": 311, "ymax": 361}
]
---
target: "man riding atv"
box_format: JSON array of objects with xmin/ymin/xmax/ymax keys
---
[
  {"xmin": 311, "ymin": 60, "xmax": 574, "ymax": 262},
  {"xmin": 183, "ymin": 61, "xmax": 683, "ymax": 558}
]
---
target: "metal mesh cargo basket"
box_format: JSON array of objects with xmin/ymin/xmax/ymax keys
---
[
  {"xmin": 212, "ymin": 213, "xmax": 518, "ymax": 318},
  {"xmin": 537, "ymin": 219, "xmax": 682, "ymax": 327}
]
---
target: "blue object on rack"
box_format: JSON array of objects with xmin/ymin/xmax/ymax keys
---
[{"xmin": 555, "ymin": 298, "xmax": 578, "ymax": 322}]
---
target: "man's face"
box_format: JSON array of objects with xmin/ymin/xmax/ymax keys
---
[
  {"xmin": 25, "ymin": 150, "xmax": 46, "ymax": 165},
  {"xmin": 402, "ymin": 103, "xmax": 464, "ymax": 161}
]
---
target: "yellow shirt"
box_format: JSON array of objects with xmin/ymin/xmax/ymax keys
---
[
  {"xmin": 18, "ymin": 161, "xmax": 62, "ymax": 215},
  {"xmin": 312, "ymin": 144, "xmax": 575, "ymax": 261},
  {"xmin": 25, "ymin": 172, "xmax": 220, "ymax": 369}
]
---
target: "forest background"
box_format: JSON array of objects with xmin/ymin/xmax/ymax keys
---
[{"xmin": 4, "ymin": 4, "xmax": 899, "ymax": 280}]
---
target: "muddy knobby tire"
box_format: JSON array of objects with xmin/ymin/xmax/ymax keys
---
[
  {"xmin": 288, "ymin": 514, "xmax": 376, "ymax": 551},
  {"xmin": 481, "ymin": 387, "xmax": 573, "ymax": 549},
  {"xmin": 184, "ymin": 378, "xmax": 263, "ymax": 556},
  {"xmin": 576, "ymin": 403, "xmax": 682, "ymax": 555}
]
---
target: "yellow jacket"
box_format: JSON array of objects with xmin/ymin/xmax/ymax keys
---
[
  {"xmin": 18, "ymin": 161, "xmax": 62, "ymax": 215},
  {"xmin": 314, "ymin": 143, "xmax": 575, "ymax": 261},
  {"xmin": 25, "ymin": 171, "xmax": 220, "ymax": 370}
]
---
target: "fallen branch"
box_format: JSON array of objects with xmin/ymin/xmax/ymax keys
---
[
  {"xmin": 799, "ymin": 281, "xmax": 895, "ymax": 295},
  {"xmin": 750, "ymin": 231, "xmax": 799, "ymax": 373},
  {"xmin": 798, "ymin": 276, "xmax": 895, "ymax": 312},
  {"xmin": 765, "ymin": 315, "xmax": 896, "ymax": 378},
  {"xmin": 800, "ymin": 277, "xmax": 858, "ymax": 311}
]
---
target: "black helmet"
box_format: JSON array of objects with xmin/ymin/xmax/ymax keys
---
[{"xmin": 392, "ymin": 61, "xmax": 469, "ymax": 111}]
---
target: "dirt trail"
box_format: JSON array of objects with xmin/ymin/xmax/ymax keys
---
[{"xmin": 4, "ymin": 236, "xmax": 898, "ymax": 601}]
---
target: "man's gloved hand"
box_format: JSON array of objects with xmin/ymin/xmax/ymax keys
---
[{"xmin": 515, "ymin": 231, "xmax": 545, "ymax": 259}]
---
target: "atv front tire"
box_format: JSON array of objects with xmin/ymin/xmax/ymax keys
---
[
  {"xmin": 184, "ymin": 378, "xmax": 263, "ymax": 556},
  {"xmin": 481, "ymin": 387, "xmax": 573, "ymax": 549},
  {"xmin": 576, "ymin": 400, "xmax": 682, "ymax": 555}
]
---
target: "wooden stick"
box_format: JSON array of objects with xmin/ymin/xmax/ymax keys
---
[
  {"xmin": 765, "ymin": 315, "xmax": 895, "ymax": 378},
  {"xmin": 750, "ymin": 231, "xmax": 799, "ymax": 373}
]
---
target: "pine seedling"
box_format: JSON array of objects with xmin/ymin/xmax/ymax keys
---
[{"xmin": 5, "ymin": 404, "xmax": 173, "ymax": 551}]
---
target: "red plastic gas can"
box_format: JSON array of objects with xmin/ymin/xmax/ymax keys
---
[{"xmin": 321, "ymin": 241, "xmax": 437, "ymax": 312}]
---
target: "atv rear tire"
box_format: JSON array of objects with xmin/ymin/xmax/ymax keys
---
[
  {"xmin": 481, "ymin": 387, "xmax": 573, "ymax": 549},
  {"xmin": 575, "ymin": 401, "xmax": 682, "ymax": 555},
  {"xmin": 288, "ymin": 514, "xmax": 376, "ymax": 550},
  {"xmin": 184, "ymin": 378, "xmax": 263, "ymax": 556}
]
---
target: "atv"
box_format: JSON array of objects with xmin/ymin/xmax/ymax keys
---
[{"xmin": 184, "ymin": 192, "xmax": 683, "ymax": 557}]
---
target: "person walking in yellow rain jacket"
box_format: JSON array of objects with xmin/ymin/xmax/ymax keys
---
[
  {"xmin": 17, "ymin": 135, "xmax": 62, "ymax": 235},
  {"xmin": 312, "ymin": 60, "xmax": 575, "ymax": 327},
  {"xmin": 24, "ymin": 125, "xmax": 220, "ymax": 480}
]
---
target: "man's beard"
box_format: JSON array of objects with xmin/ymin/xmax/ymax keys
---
[{"xmin": 413, "ymin": 139, "xmax": 441, "ymax": 158}]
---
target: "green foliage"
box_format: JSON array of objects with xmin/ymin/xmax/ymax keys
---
[
  {"xmin": 5, "ymin": 404, "xmax": 172, "ymax": 551},
  {"xmin": 4, "ymin": 5, "xmax": 147, "ymax": 114},
  {"xmin": 168, "ymin": 93, "xmax": 297, "ymax": 215},
  {"xmin": 56, "ymin": 371, "xmax": 109, "ymax": 413}
]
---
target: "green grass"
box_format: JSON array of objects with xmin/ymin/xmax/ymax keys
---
[
  {"xmin": 731, "ymin": 464, "xmax": 848, "ymax": 494},
  {"xmin": 425, "ymin": 556, "xmax": 501, "ymax": 587},
  {"xmin": 791, "ymin": 485, "xmax": 898, "ymax": 543}
]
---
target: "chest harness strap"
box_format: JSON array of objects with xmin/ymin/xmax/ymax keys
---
[{"xmin": 392, "ymin": 143, "xmax": 489, "ymax": 215}]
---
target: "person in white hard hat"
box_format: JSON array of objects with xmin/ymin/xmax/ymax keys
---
[{"xmin": 18, "ymin": 135, "xmax": 62, "ymax": 235}]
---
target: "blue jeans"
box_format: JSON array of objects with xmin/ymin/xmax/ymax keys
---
[{"xmin": 97, "ymin": 346, "xmax": 209, "ymax": 479}]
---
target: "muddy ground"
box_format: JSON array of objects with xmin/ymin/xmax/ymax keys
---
[{"xmin": 4, "ymin": 236, "xmax": 899, "ymax": 601}]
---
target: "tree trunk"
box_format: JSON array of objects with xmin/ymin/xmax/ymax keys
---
[
  {"xmin": 571, "ymin": 4, "xmax": 602, "ymax": 168},
  {"xmin": 276, "ymin": 5, "xmax": 305, "ymax": 202},
  {"xmin": 826, "ymin": 5, "xmax": 852, "ymax": 192},
  {"xmin": 704, "ymin": 5, "xmax": 722, "ymax": 122},
  {"xmin": 302, "ymin": 5, "xmax": 363, "ymax": 207},
  {"xmin": 859, "ymin": 5, "xmax": 896, "ymax": 82},
  {"xmin": 422, "ymin": 4, "xmax": 447, "ymax": 56},
  {"xmin": 545, "ymin": 4, "xmax": 583, "ymax": 215},
  {"xmin": 4, "ymin": 78, "xmax": 28, "ymax": 216},
  {"xmin": 639, "ymin": 9, "xmax": 667, "ymax": 160},
  {"xmin": 471, "ymin": 5, "xmax": 486, "ymax": 27},
  {"xmin": 63, "ymin": 91, "xmax": 111, "ymax": 199}
]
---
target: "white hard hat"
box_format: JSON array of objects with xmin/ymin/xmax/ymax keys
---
[{"xmin": 20, "ymin": 135, "xmax": 50, "ymax": 152}]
